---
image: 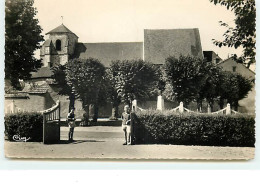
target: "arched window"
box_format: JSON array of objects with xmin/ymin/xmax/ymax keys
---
[{"xmin": 56, "ymin": 40, "xmax": 61, "ymax": 51}]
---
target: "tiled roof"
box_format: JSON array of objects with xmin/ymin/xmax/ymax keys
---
[
  {"xmin": 73, "ymin": 42, "xmax": 143, "ymax": 67},
  {"xmin": 144, "ymin": 29, "xmax": 203, "ymax": 64},
  {"xmin": 31, "ymin": 67, "xmax": 54, "ymax": 79},
  {"xmin": 46, "ymin": 24, "xmax": 78, "ymax": 38}
]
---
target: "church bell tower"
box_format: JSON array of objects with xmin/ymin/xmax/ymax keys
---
[{"xmin": 40, "ymin": 24, "xmax": 78, "ymax": 67}]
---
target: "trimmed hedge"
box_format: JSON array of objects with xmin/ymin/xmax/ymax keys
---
[
  {"xmin": 133, "ymin": 110, "xmax": 255, "ymax": 147},
  {"xmin": 5, "ymin": 112, "xmax": 43, "ymax": 142}
]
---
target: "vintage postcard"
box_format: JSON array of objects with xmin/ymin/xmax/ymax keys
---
[{"xmin": 4, "ymin": 0, "xmax": 256, "ymax": 160}]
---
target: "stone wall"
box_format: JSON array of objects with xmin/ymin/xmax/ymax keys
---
[
  {"xmin": 67, "ymin": 33, "xmax": 78, "ymax": 55},
  {"xmin": 5, "ymin": 95, "xmax": 46, "ymax": 113},
  {"xmin": 41, "ymin": 54, "xmax": 51, "ymax": 67},
  {"xmin": 49, "ymin": 54, "xmax": 68, "ymax": 66}
]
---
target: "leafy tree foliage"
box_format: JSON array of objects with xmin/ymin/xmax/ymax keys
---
[
  {"xmin": 51, "ymin": 64, "xmax": 74, "ymax": 110},
  {"xmin": 5, "ymin": 0, "xmax": 44, "ymax": 89},
  {"xmin": 210, "ymin": 0, "xmax": 256, "ymax": 67},
  {"xmin": 216, "ymin": 71, "xmax": 253, "ymax": 110},
  {"xmin": 216, "ymin": 71, "xmax": 239, "ymax": 109},
  {"xmin": 66, "ymin": 58, "xmax": 106, "ymax": 122},
  {"xmin": 52, "ymin": 64, "xmax": 72, "ymax": 95},
  {"xmin": 149, "ymin": 66, "xmax": 166, "ymax": 97},
  {"xmin": 163, "ymin": 55, "xmax": 252, "ymax": 111},
  {"xmin": 108, "ymin": 60, "xmax": 158, "ymax": 107},
  {"xmin": 163, "ymin": 55, "xmax": 209, "ymax": 106},
  {"xmin": 197, "ymin": 63, "xmax": 222, "ymax": 112},
  {"xmin": 236, "ymin": 73, "xmax": 253, "ymax": 101}
]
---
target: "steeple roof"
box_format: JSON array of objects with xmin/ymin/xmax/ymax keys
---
[{"xmin": 46, "ymin": 24, "xmax": 78, "ymax": 37}]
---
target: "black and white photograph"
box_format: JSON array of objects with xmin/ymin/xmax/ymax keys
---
[{"xmin": 3, "ymin": 0, "xmax": 256, "ymax": 160}]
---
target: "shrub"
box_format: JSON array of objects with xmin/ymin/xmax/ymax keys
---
[
  {"xmin": 5, "ymin": 112, "xmax": 43, "ymax": 142},
  {"xmin": 133, "ymin": 110, "xmax": 255, "ymax": 147}
]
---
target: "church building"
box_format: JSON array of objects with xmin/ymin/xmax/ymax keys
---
[
  {"xmin": 30, "ymin": 24, "xmax": 203, "ymax": 117},
  {"xmin": 39, "ymin": 24, "xmax": 203, "ymax": 68},
  {"xmin": 12, "ymin": 24, "xmax": 253, "ymax": 117}
]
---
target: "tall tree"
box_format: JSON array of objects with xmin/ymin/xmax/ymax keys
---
[
  {"xmin": 51, "ymin": 64, "xmax": 74, "ymax": 110},
  {"xmin": 236, "ymin": 73, "xmax": 253, "ymax": 103},
  {"xmin": 108, "ymin": 60, "xmax": 158, "ymax": 107},
  {"xmin": 210, "ymin": 0, "xmax": 256, "ymax": 67},
  {"xmin": 5, "ymin": 0, "xmax": 44, "ymax": 89},
  {"xmin": 66, "ymin": 58, "xmax": 106, "ymax": 123},
  {"xmin": 216, "ymin": 71, "xmax": 252, "ymax": 110},
  {"xmin": 163, "ymin": 55, "xmax": 208, "ymax": 107},
  {"xmin": 52, "ymin": 60, "xmax": 107, "ymax": 122},
  {"xmin": 197, "ymin": 63, "xmax": 222, "ymax": 112},
  {"xmin": 216, "ymin": 71, "xmax": 238, "ymax": 109}
]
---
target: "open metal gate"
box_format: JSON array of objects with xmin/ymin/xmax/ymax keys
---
[{"xmin": 42, "ymin": 100, "xmax": 61, "ymax": 144}]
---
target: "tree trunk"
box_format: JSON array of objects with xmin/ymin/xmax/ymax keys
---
[
  {"xmin": 196, "ymin": 100, "xmax": 202, "ymax": 112},
  {"xmin": 207, "ymin": 101, "xmax": 213, "ymax": 113},
  {"xmin": 234, "ymin": 100, "xmax": 239, "ymax": 111},
  {"xmin": 210, "ymin": 102, "xmax": 213, "ymax": 112},
  {"xmin": 92, "ymin": 104, "xmax": 99, "ymax": 122},
  {"xmin": 69, "ymin": 93, "xmax": 75, "ymax": 112},
  {"xmin": 81, "ymin": 104, "xmax": 89, "ymax": 126},
  {"xmin": 219, "ymin": 98, "xmax": 224, "ymax": 109}
]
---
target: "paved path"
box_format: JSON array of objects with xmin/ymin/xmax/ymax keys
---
[{"xmin": 5, "ymin": 126, "xmax": 255, "ymax": 160}]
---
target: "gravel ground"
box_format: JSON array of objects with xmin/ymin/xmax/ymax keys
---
[{"xmin": 4, "ymin": 126, "xmax": 255, "ymax": 160}]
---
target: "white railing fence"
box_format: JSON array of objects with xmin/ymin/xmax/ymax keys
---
[
  {"xmin": 211, "ymin": 103, "xmax": 240, "ymax": 115},
  {"xmin": 132, "ymin": 96, "xmax": 241, "ymax": 115},
  {"xmin": 171, "ymin": 102, "xmax": 239, "ymax": 115}
]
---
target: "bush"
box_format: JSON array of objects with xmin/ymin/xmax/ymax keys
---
[
  {"xmin": 5, "ymin": 112, "xmax": 43, "ymax": 142},
  {"xmin": 133, "ymin": 110, "xmax": 255, "ymax": 147}
]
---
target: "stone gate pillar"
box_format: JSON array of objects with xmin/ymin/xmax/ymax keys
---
[
  {"xmin": 157, "ymin": 95, "xmax": 164, "ymax": 111},
  {"xmin": 132, "ymin": 99, "xmax": 137, "ymax": 111},
  {"xmin": 207, "ymin": 104, "xmax": 212, "ymax": 113},
  {"xmin": 179, "ymin": 102, "xmax": 184, "ymax": 113},
  {"xmin": 226, "ymin": 103, "xmax": 231, "ymax": 115}
]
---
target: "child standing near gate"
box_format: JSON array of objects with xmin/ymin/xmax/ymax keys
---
[
  {"xmin": 67, "ymin": 108, "xmax": 76, "ymax": 142},
  {"xmin": 121, "ymin": 105, "xmax": 131, "ymax": 145}
]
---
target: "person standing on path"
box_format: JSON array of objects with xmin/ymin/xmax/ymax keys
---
[
  {"xmin": 67, "ymin": 108, "xmax": 76, "ymax": 142},
  {"xmin": 121, "ymin": 105, "xmax": 131, "ymax": 145}
]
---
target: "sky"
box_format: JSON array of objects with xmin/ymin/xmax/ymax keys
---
[{"xmin": 33, "ymin": 0, "xmax": 244, "ymax": 61}]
